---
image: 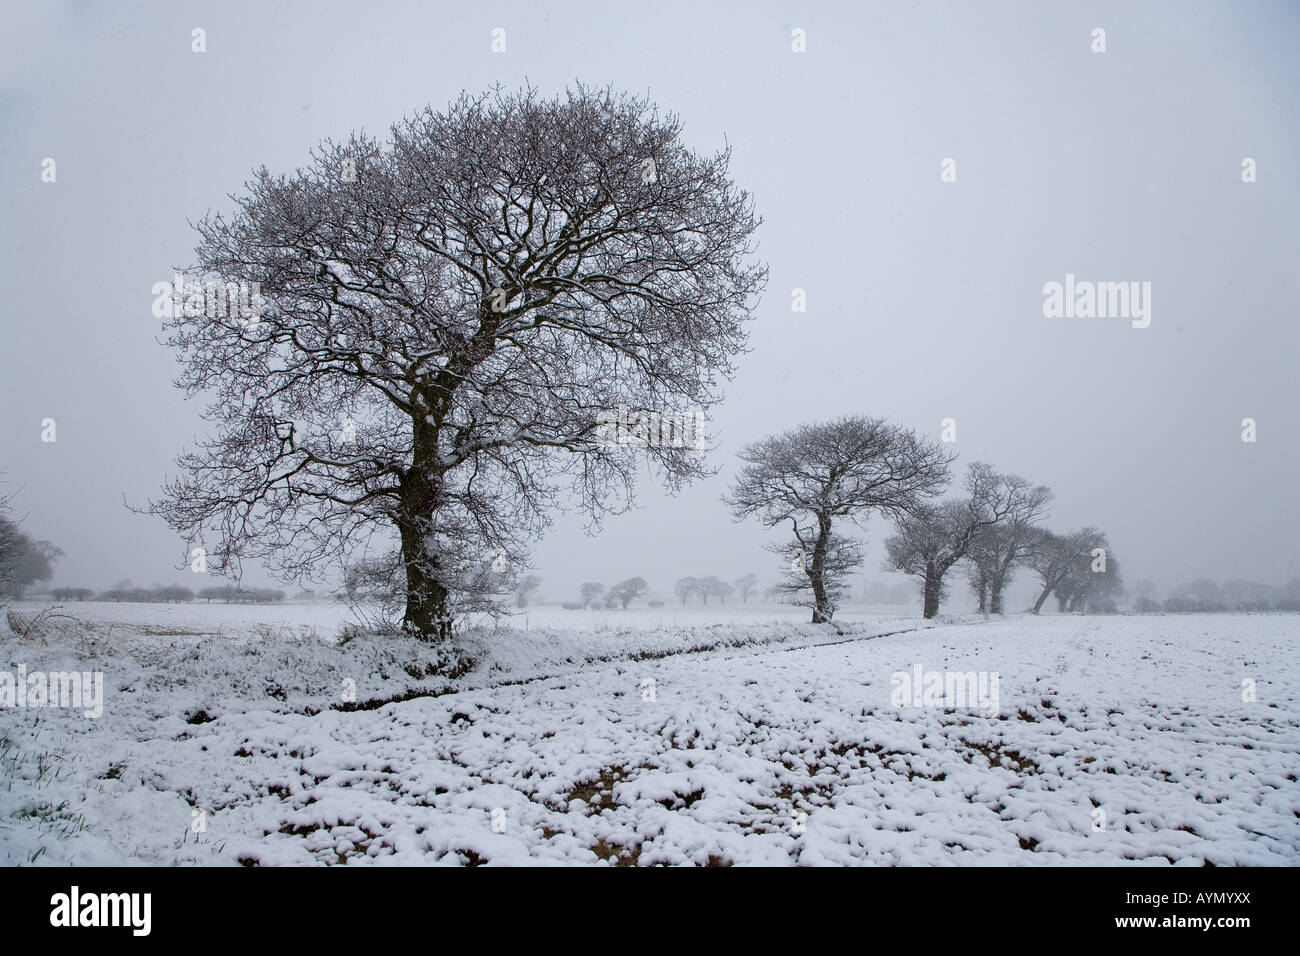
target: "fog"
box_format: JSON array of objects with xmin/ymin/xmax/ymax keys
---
[{"xmin": 2, "ymin": 0, "xmax": 1297, "ymax": 609}]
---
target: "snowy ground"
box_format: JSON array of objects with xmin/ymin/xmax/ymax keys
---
[
  {"xmin": 12, "ymin": 597, "xmax": 914, "ymax": 635},
  {"xmin": 1, "ymin": 604, "xmax": 1296, "ymax": 866}
]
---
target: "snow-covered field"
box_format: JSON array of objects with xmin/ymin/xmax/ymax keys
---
[
  {"xmin": 1, "ymin": 604, "xmax": 1296, "ymax": 866},
  {"xmin": 10, "ymin": 598, "xmax": 914, "ymax": 635}
]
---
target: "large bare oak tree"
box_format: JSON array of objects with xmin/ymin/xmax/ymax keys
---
[{"xmin": 149, "ymin": 85, "xmax": 765, "ymax": 661}]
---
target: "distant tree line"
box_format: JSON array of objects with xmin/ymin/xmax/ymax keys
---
[
  {"xmin": 862, "ymin": 580, "xmax": 916, "ymax": 604},
  {"xmin": 1131, "ymin": 578, "xmax": 1300, "ymax": 614},
  {"xmin": 50, "ymin": 584, "xmax": 286, "ymax": 604},
  {"xmin": 669, "ymin": 574, "xmax": 763, "ymax": 606},
  {"xmin": 569, "ymin": 578, "xmax": 652, "ymax": 610}
]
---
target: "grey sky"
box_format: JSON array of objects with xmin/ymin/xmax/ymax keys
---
[{"xmin": 1, "ymin": 0, "xmax": 1297, "ymax": 605}]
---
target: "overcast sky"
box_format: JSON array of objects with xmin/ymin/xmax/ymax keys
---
[{"xmin": 1, "ymin": 0, "xmax": 1297, "ymax": 607}]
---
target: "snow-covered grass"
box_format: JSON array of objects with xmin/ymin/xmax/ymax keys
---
[
  {"xmin": 14, "ymin": 597, "xmax": 914, "ymax": 635},
  {"xmin": 1, "ymin": 606, "xmax": 1296, "ymax": 866}
]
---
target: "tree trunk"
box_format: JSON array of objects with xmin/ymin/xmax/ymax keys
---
[
  {"xmin": 922, "ymin": 566, "xmax": 942, "ymax": 619},
  {"xmin": 989, "ymin": 572, "xmax": 1005, "ymax": 615},
  {"xmin": 1032, "ymin": 584, "xmax": 1052, "ymax": 614},
  {"xmin": 398, "ymin": 428, "xmax": 452, "ymax": 644},
  {"xmin": 975, "ymin": 572, "xmax": 988, "ymax": 613},
  {"xmin": 399, "ymin": 518, "xmax": 451, "ymax": 642},
  {"xmin": 809, "ymin": 519, "xmax": 832, "ymax": 623}
]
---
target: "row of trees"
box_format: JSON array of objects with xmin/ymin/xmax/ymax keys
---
[
  {"xmin": 862, "ymin": 580, "xmax": 916, "ymax": 605},
  {"xmin": 1132, "ymin": 577, "xmax": 1300, "ymax": 613},
  {"xmin": 52, "ymin": 584, "xmax": 287, "ymax": 603},
  {"xmin": 568, "ymin": 574, "xmax": 765, "ymax": 609},
  {"xmin": 575, "ymin": 578, "xmax": 650, "ymax": 609},
  {"xmin": 726, "ymin": 416, "xmax": 1121, "ymax": 622},
  {"xmin": 127, "ymin": 81, "xmax": 1288, "ymax": 673},
  {"xmin": 673, "ymin": 573, "xmax": 760, "ymax": 606},
  {"xmin": 879, "ymin": 466, "xmax": 1121, "ymax": 617}
]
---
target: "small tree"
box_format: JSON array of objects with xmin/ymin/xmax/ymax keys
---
[
  {"xmin": 1175, "ymin": 578, "xmax": 1222, "ymax": 607},
  {"xmin": 726, "ymin": 416, "xmax": 952, "ymax": 623},
  {"xmin": 608, "ymin": 576, "xmax": 649, "ymax": 609},
  {"xmin": 1221, "ymin": 579, "xmax": 1271, "ymax": 612},
  {"xmin": 1131, "ymin": 579, "xmax": 1158, "ymax": 609},
  {"xmin": 514, "ymin": 574, "xmax": 542, "ymax": 608},
  {"xmin": 0, "ymin": 520, "xmax": 62, "ymax": 600},
  {"xmin": 698, "ymin": 576, "xmax": 726, "ymax": 604},
  {"xmin": 579, "ymin": 582, "xmax": 605, "ymax": 609},
  {"xmin": 1273, "ymin": 579, "xmax": 1300, "ymax": 611},
  {"xmin": 674, "ymin": 576, "xmax": 700, "ymax": 606},
  {"xmin": 734, "ymin": 572, "xmax": 759, "ymax": 604}
]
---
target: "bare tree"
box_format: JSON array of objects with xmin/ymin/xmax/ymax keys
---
[
  {"xmin": 1220, "ymin": 578, "xmax": 1271, "ymax": 612},
  {"xmin": 1027, "ymin": 527, "xmax": 1111, "ymax": 613},
  {"xmin": 0, "ymin": 519, "xmax": 62, "ymax": 601},
  {"xmin": 0, "ymin": 485, "xmax": 22, "ymax": 607},
  {"xmin": 579, "ymin": 582, "xmax": 605, "ymax": 609},
  {"xmin": 608, "ymin": 576, "xmax": 649, "ymax": 609},
  {"xmin": 964, "ymin": 475, "xmax": 1052, "ymax": 614},
  {"xmin": 698, "ymin": 575, "xmax": 727, "ymax": 604},
  {"xmin": 1173, "ymin": 578, "xmax": 1222, "ymax": 606},
  {"xmin": 725, "ymin": 416, "xmax": 952, "ymax": 623},
  {"xmin": 1055, "ymin": 542, "xmax": 1122, "ymax": 613},
  {"xmin": 514, "ymin": 573, "xmax": 542, "ymax": 608},
  {"xmin": 769, "ymin": 533, "xmax": 864, "ymax": 614},
  {"xmin": 144, "ymin": 84, "xmax": 766, "ymax": 666},
  {"xmin": 674, "ymin": 576, "xmax": 699, "ymax": 606},
  {"xmin": 882, "ymin": 463, "xmax": 1020, "ymax": 619},
  {"xmin": 734, "ymin": 572, "xmax": 758, "ymax": 604}
]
